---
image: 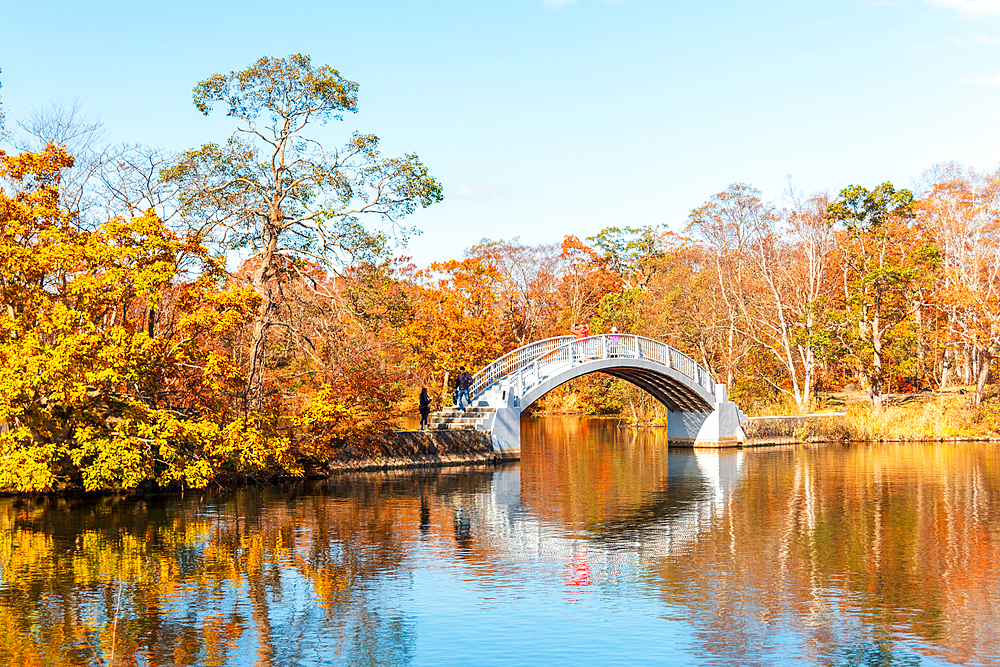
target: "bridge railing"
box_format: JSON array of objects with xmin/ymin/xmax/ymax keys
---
[{"xmin": 471, "ymin": 334, "xmax": 716, "ymax": 399}]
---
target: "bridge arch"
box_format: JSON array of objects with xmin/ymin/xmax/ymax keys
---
[
  {"xmin": 517, "ymin": 357, "xmax": 714, "ymax": 413},
  {"xmin": 461, "ymin": 335, "xmax": 746, "ymax": 455}
]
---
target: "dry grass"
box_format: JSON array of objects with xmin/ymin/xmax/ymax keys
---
[
  {"xmin": 531, "ymin": 384, "xmax": 1000, "ymax": 441},
  {"xmin": 845, "ymin": 394, "xmax": 999, "ymax": 440},
  {"xmin": 748, "ymin": 388, "xmax": 1000, "ymax": 442},
  {"xmin": 750, "ymin": 394, "xmax": 817, "ymax": 417}
]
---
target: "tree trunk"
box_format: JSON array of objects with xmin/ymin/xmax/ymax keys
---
[
  {"xmin": 246, "ymin": 298, "xmax": 274, "ymax": 413},
  {"xmin": 801, "ymin": 345, "xmax": 814, "ymax": 409},
  {"xmin": 726, "ymin": 319, "xmax": 735, "ymax": 386},
  {"xmin": 939, "ymin": 349, "xmax": 952, "ymax": 390},
  {"xmin": 961, "ymin": 343, "xmax": 971, "ymax": 385},
  {"xmin": 915, "ymin": 295, "xmax": 925, "ymax": 387},
  {"xmin": 973, "ymin": 347, "xmax": 992, "ymax": 406},
  {"xmin": 871, "ymin": 314, "xmax": 884, "ymax": 410},
  {"xmin": 245, "ymin": 225, "xmax": 280, "ymax": 415}
]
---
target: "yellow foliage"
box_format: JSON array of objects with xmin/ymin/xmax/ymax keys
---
[{"xmin": 0, "ymin": 146, "xmax": 288, "ymax": 491}]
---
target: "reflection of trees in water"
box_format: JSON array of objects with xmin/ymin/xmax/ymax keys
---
[
  {"xmin": 3, "ymin": 435, "xmax": 1000, "ymax": 665},
  {"xmin": 0, "ymin": 470, "xmax": 493, "ymax": 666},
  {"xmin": 520, "ymin": 417, "xmax": 679, "ymax": 532},
  {"xmin": 640, "ymin": 443, "xmax": 1000, "ymax": 665},
  {"xmin": 510, "ymin": 421, "xmax": 1000, "ymax": 664}
]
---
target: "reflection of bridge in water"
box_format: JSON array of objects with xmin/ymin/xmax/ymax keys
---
[{"xmin": 447, "ymin": 449, "xmax": 744, "ymax": 567}]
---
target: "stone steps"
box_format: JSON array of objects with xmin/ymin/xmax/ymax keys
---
[
  {"xmin": 436, "ymin": 406, "xmax": 496, "ymax": 414},
  {"xmin": 429, "ymin": 417, "xmax": 482, "ymax": 426},
  {"xmin": 427, "ymin": 405, "xmax": 496, "ymax": 431}
]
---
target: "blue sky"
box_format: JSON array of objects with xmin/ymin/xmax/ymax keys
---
[{"xmin": 3, "ymin": 0, "xmax": 1000, "ymax": 265}]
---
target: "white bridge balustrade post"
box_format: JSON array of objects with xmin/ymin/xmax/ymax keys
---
[{"xmin": 467, "ymin": 335, "xmax": 746, "ymax": 456}]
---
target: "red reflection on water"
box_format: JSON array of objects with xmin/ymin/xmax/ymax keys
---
[{"xmin": 567, "ymin": 551, "xmax": 593, "ymax": 588}]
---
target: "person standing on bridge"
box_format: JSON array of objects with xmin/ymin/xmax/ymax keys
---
[
  {"xmin": 418, "ymin": 387, "xmax": 431, "ymax": 429},
  {"xmin": 571, "ymin": 321, "xmax": 590, "ymax": 360},
  {"xmin": 609, "ymin": 326, "xmax": 620, "ymax": 357},
  {"xmin": 456, "ymin": 366, "xmax": 473, "ymax": 412}
]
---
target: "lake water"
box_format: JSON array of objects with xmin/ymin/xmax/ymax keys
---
[{"xmin": 2, "ymin": 417, "xmax": 999, "ymax": 666}]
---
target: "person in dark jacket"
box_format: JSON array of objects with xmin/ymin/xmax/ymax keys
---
[
  {"xmin": 456, "ymin": 366, "xmax": 473, "ymax": 411},
  {"xmin": 418, "ymin": 387, "xmax": 432, "ymax": 430}
]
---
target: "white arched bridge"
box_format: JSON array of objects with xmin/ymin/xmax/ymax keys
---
[{"xmin": 431, "ymin": 334, "xmax": 747, "ymax": 456}]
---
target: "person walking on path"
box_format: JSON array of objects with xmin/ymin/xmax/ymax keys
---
[
  {"xmin": 456, "ymin": 366, "xmax": 473, "ymax": 411},
  {"xmin": 418, "ymin": 387, "xmax": 431, "ymax": 430}
]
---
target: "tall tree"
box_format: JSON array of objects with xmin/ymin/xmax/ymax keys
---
[
  {"xmin": 555, "ymin": 235, "xmax": 620, "ymax": 331},
  {"xmin": 164, "ymin": 54, "xmax": 443, "ymax": 415},
  {"xmin": 920, "ymin": 165, "xmax": 1000, "ymax": 405},
  {"xmin": 686, "ymin": 184, "xmax": 766, "ymax": 386},
  {"xmin": 400, "ymin": 256, "xmax": 515, "ymax": 394},
  {"xmin": 588, "ymin": 224, "xmax": 673, "ymax": 290},
  {"xmin": 825, "ymin": 183, "xmax": 939, "ymax": 409},
  {"xmin": 781, "ymin": 192, "xmax": 835, "ymax": 408},
  {"xmin": 465, "ymin": 238, "xmax": 563, "ymax": 345}
]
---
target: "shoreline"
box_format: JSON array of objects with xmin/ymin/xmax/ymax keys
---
[
  {"xmin": 6, "ymin": 412, "xmax": 999, "ymax": 497},
  {"xmin": 0, "ymin": 429, "xmax": 510, "ymax": 498},
  {"xmin": 324, "ymin": 446, "xmax": 519, "ymax": 474}
]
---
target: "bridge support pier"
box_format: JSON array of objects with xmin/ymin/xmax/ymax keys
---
[
  {"xmin": 668, "ymin": 384, "xmax": 745, "ymax": 447},
  {"xmin": 477, "ymin": 381, "xmax": 523, "ymax": 458}
]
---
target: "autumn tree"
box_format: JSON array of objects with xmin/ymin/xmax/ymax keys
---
[
  {"xmin": 919, "ymin": 165, "xmax": 1000, "ymax": 405},
  {"xmin": 588, "ymin": 224, "xmax": 673, "ymax": 290},
  {"xmin": 686, "ymin": 184, "xmax": 768, "ymax": 386},
  {"xmin": 588, "ymin": 225, "xmax": 674, "ymax": 350},
  {"xmin": 164, "ymin": 54, "xmax": 443, "ymax": 416},
  {"xmin": 780, "ymin": 192, "xmax": 835, "ymax": 408},
  {"xmin": 555, "ymin": 235, "xmax": 621, "ymax": 331},
  {"xmin": 400, "ymin": 257, "xmax": 515, "ymax": 396},
  {"xmin": 269, "ymin": 259, "xmax": 414, "ymax": 443},
  {"xmin": 825, "ymin": 183, "xmax": 940, "ymax": 409},
  {"xmin": 0, "ymin": 144, "xmax": 291, "ymax": 492},
  {"xmin": 464, "ymin": 238, "xmax": 564, "ymax": 345}
]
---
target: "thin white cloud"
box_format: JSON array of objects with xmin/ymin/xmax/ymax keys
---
[
  {"xmin": 973, "ymin": 31, "xmax": 1000, "ymax": 42},
  {"xmin": 961, "ymin": 73, "xmax": 1000, "ymax": 85},
  {"xmin": 927, "ymin": 0, "xmax": 1000, "ymax": 16},
  {"xmin": 951, "ymin": 31, "xmax": 1000, "ymax": 43}
]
